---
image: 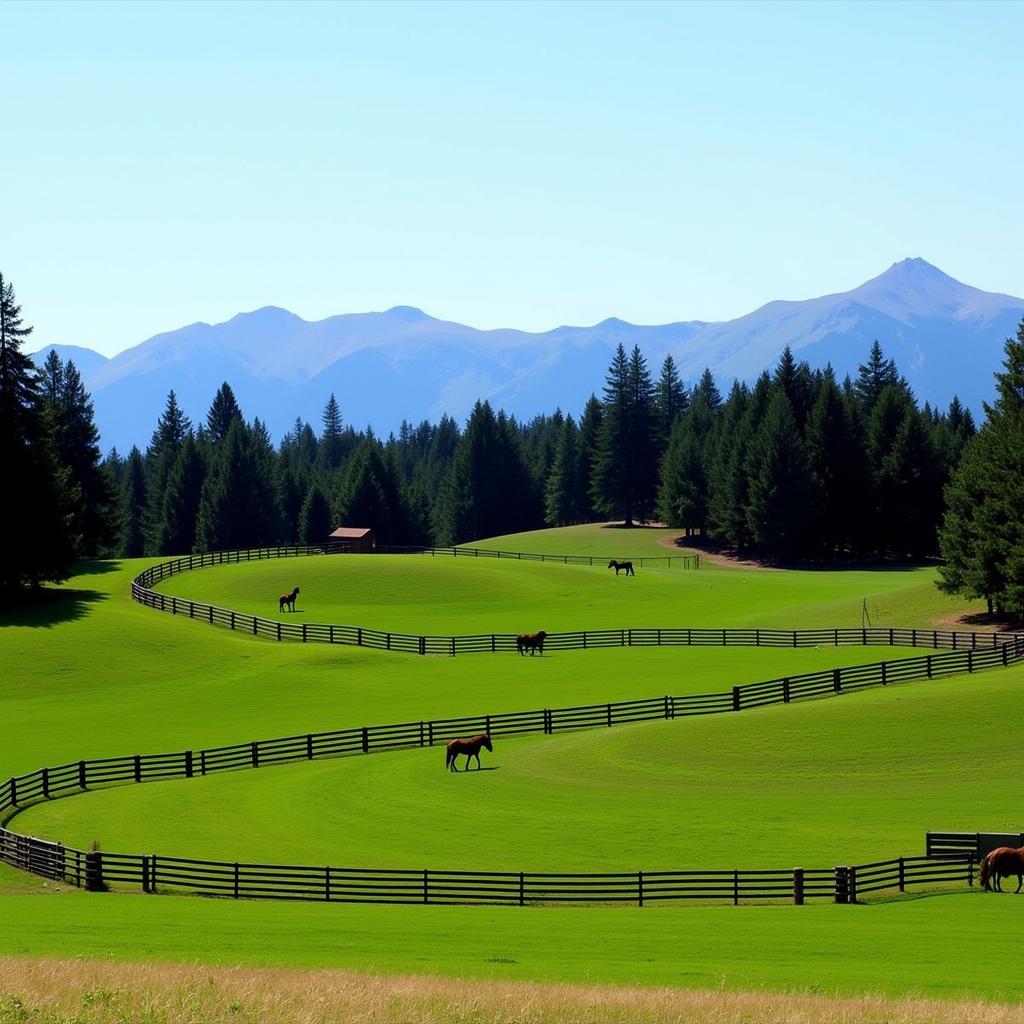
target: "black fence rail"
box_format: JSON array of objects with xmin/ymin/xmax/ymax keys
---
[
  {"xmin": 378, "ymin": 544, "xmax": 701, "ymax": 569},
  {"xmin": 926, "ymin": 830, "xmax": 1024, "ymax": 859},
  {"xmin": 0, "ymin": 818, "xmax": 977, "ymax": 906},
  {"xmin": 130, "ymin": 547, "xmax": 1024, "ymax": 662}
]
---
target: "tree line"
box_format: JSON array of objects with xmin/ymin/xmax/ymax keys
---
[{"xmin": 3, "ymin": 269, "xmax": 1021, "ymax": 613}]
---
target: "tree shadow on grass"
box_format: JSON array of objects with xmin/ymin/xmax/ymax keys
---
[
  {"xmin": 73, "ymin": 559, "xmax": 122, "ymax": 576},
  {"xmin": 0, "ymin": 587, "xmax": 108, "ymax": 628}
]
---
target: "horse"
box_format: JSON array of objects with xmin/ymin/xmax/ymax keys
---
[
  {"xmin": 278, "ymin": 586, "xmax": 300, "ymax": 613},
  {"xmin": 516, "ymin": 630, "xmax": 546, "ymax": 656},
  {"xmin": 979, "ymin": 846, "xmax": 1024, "ymax": 892},
  {"xmin": 608, "ymin": 560, "xmax": 635, "ymax": 576},
  {"xmin": 446, "ymin": 734, "xmax": 493, "ymax": 772}
]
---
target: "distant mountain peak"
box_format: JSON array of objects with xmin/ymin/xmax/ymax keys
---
[{"xmin": 384, "ymin": 305, "xmax": 429, "ymax": 321}]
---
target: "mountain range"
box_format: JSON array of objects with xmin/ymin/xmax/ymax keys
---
[{"xmin": 31, "ymin": 258, "xmax": 1024, "ymax": 453}]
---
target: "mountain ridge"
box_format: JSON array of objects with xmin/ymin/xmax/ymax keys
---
[{"xmin": 30, "ymin": 259, "xmax": 1024, "ymax": 452}]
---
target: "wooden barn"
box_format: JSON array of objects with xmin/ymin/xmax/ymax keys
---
[{"xmin": 327, "ymin": 526, "xmax": 376, "ymax": 553}]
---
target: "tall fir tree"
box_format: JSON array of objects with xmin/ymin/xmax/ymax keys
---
[
  {"xmin": 144, "ymin": 390, "xmax": 192, "ymax": 554},
  {"xmin": 206, "ymin": 382, "xmax": 243, "ymax": 444},
  {"xmin": 0, "ymin": 273, "xmax": 77, "ymax": 589},
  {"xmin": 119, "ymin": 446, "xmax": 149, "ymax": 558},
  {"xmin": 544, "ymin": 416, "xmax": 584, "ymax": 526},
  {"xmin": 655, "ymin": 354, "xmax": 688, "ymax": 448},
  {"xmin": 298, "ymin": 481, "xmax": 333, "ymax": 545},
  {"xmin": 575, "ymin": 395, "xmax": 603, "ymax": 522},
  {"xmin": 155, "ymin": 434, "xmax": 206, "ymax": 554},
  {"xmin": 591, "ymin": 345, "xmax": 658, "ymax": 525},
  {"xmin": 41, "ymin": 354, "xmax": 120, "ymax": 557},
  {"xmin": 319, "ymin": 394, "xmax": 345, "ymax": 472},
  {"xmin": 937, "ymin": 317, "xmax": 1024, "ymax": 613}
]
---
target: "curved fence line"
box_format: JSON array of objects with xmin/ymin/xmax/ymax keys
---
[
  {"xmin": 4, "ymin": 627, "xmax": 1020, "ymax": 905},
  {"xmin": 130, "ymin": 546, "xmax": 1019, "ymax": 658}
]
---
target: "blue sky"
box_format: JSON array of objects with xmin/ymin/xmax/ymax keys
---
[{"xmin": 5, "ymin": 0, "xmax": 1023, "ymax": 355}]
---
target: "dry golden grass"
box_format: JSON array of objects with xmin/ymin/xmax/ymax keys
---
[{"xmin": 0, "ymin": 957, "xmax": 1022, "ymax": 1024}]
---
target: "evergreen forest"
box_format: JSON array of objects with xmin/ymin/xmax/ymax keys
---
[{"xmin": 3, "ymin": 271, "xmax": 1022, "ymax": 614}]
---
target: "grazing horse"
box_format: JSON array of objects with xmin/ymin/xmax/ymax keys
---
[
  {"xmin": 278, "ymin": 586, "xmax": 300, "ymax": 613},
  {"xmin": 980, "ymin": 846, "xmax": 1024, "ymax": 892},
  {"xmin": 608, "ymin": 560, "xmax": 635, "ymax": 576},
  {"xmin": 446, "ymin": 734, "xmax": 493, "ymax": 772},
  {"xmin": 516, "ymin": 630, "xmax": 546, "ymax": 656}
]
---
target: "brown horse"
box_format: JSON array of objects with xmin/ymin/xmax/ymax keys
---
[
  {"xmin": 980, "ymin": 846, "xmax": 1024, "ymax": 892},
  {"xmin": 608, "ymin": 560, "xmax": 635, "ymax": 576},
  {"xmin": 278, "ymin": 586, "xmax": 300, "ymax": 612},
  {"xmin": 516, "ymin": 630, "xmax": 546, "ymax": 656},
  {"xmin": 445, "ymin": 734, "xmax": 493, "ymax": 772}
]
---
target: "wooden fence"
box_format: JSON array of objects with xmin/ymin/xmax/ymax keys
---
[
  {"xmin": 130, "ymin": 546, "xmax": 1024, "ymax": 661},
  {"xmin": 2, "ymin": 636, "xmax": 1016, "ymax": 905}
]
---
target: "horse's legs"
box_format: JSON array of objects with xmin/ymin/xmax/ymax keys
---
[
  {"xmin": 1016, "ymin": 873, "xmax": 1023, "ymax": 894},
  {"xmin": 474, "ymin": 752, "xmax": 481, "ymax": 770}
]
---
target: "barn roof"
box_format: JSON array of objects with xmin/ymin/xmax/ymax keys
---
[{"xmin": 328, "ymin": 527, "xmax": 375, "ymax": 539}]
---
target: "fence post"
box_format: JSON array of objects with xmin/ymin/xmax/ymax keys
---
[
  {"xmin": 230, "ymin": 611, "xmax": 235, "ymax": 630},
  {"xmin": 428, "ymin": 721, "xmax": 434, "ymax": 746},
  {"xmin": 325, "ymin": 865, "xmax": 331, "ymax": 902},
  {"xmin": 41, "ymin": 768, "xmax": 49, "ymax": 799},
  {"xmin": 185, "ymin": 750, "xmax": 193, "ymax": 779},
  {"xmin": 233, "ymin": 862, "xmax": 240, "ymax": 899},
  {"xmin": 638, "ymin": 870, "xmax": 644, "ymax": 907},
  {"xmin": 544, "ymin": 709, "xmax": 552, "ymax": 734},
  {"xmin": 832, "ymin": 668, "xmax": 841, "ymax": 693},
  {"xmin": 419, "ymin": 636, "xmax": 426, "ymax": 656},
  {"xmin": 782, "ymin": 678, "xmax": 791, "ymax": 703},
  {"xmin": 84, "ymin": 849, "xmax": 104, "ymax": 892},
  {"xmin": 251, "ymin": 741, "xmax": 259, "ymax": 768},
  {"xmin": 277, "ymin": 622, "xmax": 281, "ymax": 641},
  {"xmin": 968, "ymin": 650, "xmax": 974, "ymax": 673},
  {"xmin": 793, "ymin": 868, "xmax": 804, "ymax": 905},
  {"xmin": 361, "ymin": 728, "xmax": 369, "ymax": 753},
  {"xmin": 357, "ymin": 627, "xmax": 362, "ymax": 647},
  {"xmin": 732, "ymin": 686, "xmax": 741, "ymax": 712},
  {"xmin": 664, "ymin": 695, "xmax": 671, "ymax": 719},
  {"xmin": 607, "ymin": 703, "xmax": 612, "ymax": 727},
  {"xmin": 78, "ymin": 760, "xmax": 87, "ymax": 789},
  {"xmin": 833, "ymin": 866, "xmax": 848, "ymax": 904},
  {"xmin": 491, "ymin": 634, "xmax": 496, "ymax": 653},
  {"xmin": 133, "ymin": 755, "xmax": 142, "ymax": 783},
  {"xmin": 142, "ymin": 855, "xmax": 151, "ymax": 894},
  {"xmin": 898, "ymin": 857, "xmax": 905, "ymax": 893},
  {"xmin": 519, "ymin": 871, "xmax": 525, "ymax": 906},
  {"xmin": 733, "ymin": 869, "xmax": 739, "ymax": 905},
  {"xmin": 927, "ymin": 656, "xmax": 933, "ymax": 679},
  {"xmin": 880, "ymin": 661, "xmax": 887, "ymax": 686},
  {"xmin": 967, "ymin": 853, "xmax": 975, "ymax": 887},
  {"xmin": 7, "ymin": 778, "xmax": 18, "ymax": 807},
  {"xmin": 848, "ymin": 865, "xmax": 857, "ymax": 904},
  {"xmin": 306, "ymin": 734, "xmax": 314, "ymax": 759},
  {"xmin": 451, "ymin": 636, "xmax": 456, "ymax": 657}
]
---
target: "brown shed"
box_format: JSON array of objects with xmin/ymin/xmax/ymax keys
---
[{"xmin": 328, "ymin": 526, "xmax": 376, "ymax": 553}]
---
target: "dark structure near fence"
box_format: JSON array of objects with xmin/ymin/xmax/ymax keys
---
[{"xmin": 328, "ymin": 527, "xmax": 375, "ymax": 552}]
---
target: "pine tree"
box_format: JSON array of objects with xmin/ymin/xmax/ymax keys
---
[
  {"xmin": 655, "ymin": 354, "xmax": 688, "ymax": 448},
  {"xmin": 319, "ymin": 394, "xmax": 344, "ymax": 471},
  {"xmin": 937, "ymin": 317, "xmax": 1024, "ymax": 613},
  {"xmin": 41, "ymin": 355, "xmax": 120, "ymax": 557},
  {"xmin": 576, "ymin": 395, "xmax": 603, "ymax": 522},
  {"xmin": 155, "ymin": 434, "xmax": 206, "ymax": 554},
  {"xmin": 544, "ymin": 416, "xmax": 584, "ymax": 526},
  {"xmin": 591, "ymin": 345, "xmax": 658, "ymax": 525},
  {"xmin": 0, "ymin": 273, "xmax": 77, "ymax": 590},
  {"xmin": 335, "ymin": 441, "xmax": 413, "ymax": 543},
  {"xmin": 804, "ymin": 369, "xmax": 868, "ymax": 556},
  {"xmin": 195, "ymin": 420, "xmax": 282, "ymax": 551},
  {"xmin": 656, "ymin": 398, "xmax": 714, "ymax": 534},
  {"xmin": 744, "ymin": 389, "xmax": 812, "ymax": 559},
  {"xmin": 144, "ymin": 390, "xmax": 192, "ymax": 553},
  {"xmin": 119, "ymin": 446, "xmax": 148, "ymax": 558},
  {"xmin": 206, "ymin": 382, "xmax": 242, "ymax": 444},
  {"xmin": 298, "ymin": 481, "xmax": 333, "ymax": 545},
  {"xmin": 691, "ymin": 368, "xmax": 723, "ymax": 411},
  {"xmin": 855, "ymin": 341, "xmax": 903, "ymax": 411}
]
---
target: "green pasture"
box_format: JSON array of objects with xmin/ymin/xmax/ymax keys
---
[
  {"xmin": 1, "ymin": 891, "xmax": 1022, "ymax": 1001},
  {"xmin": 0, "ymin": 525, "xmax": 1017, "ymax": 1000},
  {"xmin": 15, "ymin": 660, "xmax": 1023, "ymax": 871}
]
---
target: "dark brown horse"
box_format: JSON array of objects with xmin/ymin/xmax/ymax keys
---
[
  {"xmin": 980, "ymin": 846, "xmax": 1024, "ymax": 892},
  {"xmin": 608, "ymin": 560, "xmax": 635, "ymax": 576},
  {"xmin": 516, "ymin": 630, "xmax": 546, "ymax": 656},
  {"xmin": 445, "ymin": 734, "xmax": 493, "ymax": 772},
  {"xmin": 278, "ymin": 586, "xmax": 300, "ymax": 612}
]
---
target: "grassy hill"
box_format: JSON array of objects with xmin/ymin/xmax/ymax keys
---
[{"xmin": 1, "ymin": 525, "xmax": 1020, "ymax": 1004}]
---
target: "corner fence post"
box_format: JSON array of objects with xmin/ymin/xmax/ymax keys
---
[
  {"xmin": 834, "ymin": 866, "xmax": 848, "ymax": 904},
  {"xmin": 793, "ymin": 868, "xmax": 804, "ymax": 905},
  {"xmin": 85, "ymin": 849, "xmax": 104, "ymax": 892}
]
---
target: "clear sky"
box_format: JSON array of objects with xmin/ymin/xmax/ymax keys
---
[{"xmin": 5, "ymin": 0, "xmax": 1023, "ymax": 356}]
